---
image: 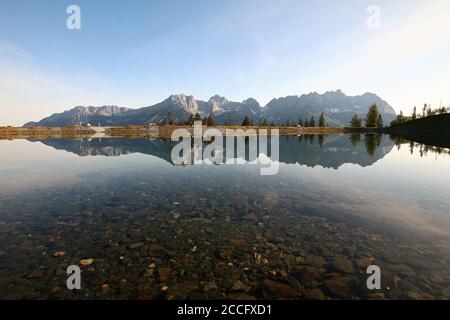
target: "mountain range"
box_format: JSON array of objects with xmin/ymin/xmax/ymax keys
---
[{"xmin": 24, "ymin": 90, "xmax": 396, "ymax": 127}]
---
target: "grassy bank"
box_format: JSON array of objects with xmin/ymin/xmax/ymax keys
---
[
  {"xmin": 1, "ymin": 125, "xmax": 345, "ymax": 139},
  {"xmin": 0, "ymin": 126, "xmax": 96, "ymax": 140}
]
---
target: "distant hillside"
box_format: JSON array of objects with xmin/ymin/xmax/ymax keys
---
[
  {"xmin": 24, "ymin": 90, "xmax": 396, "ymax": 127},
  {"xmin": 386, "ymin": 114, "xmax": 450, "ymax": 148}
]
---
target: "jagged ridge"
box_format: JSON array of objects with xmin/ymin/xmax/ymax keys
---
[{"xmin": 24, "ymin": 90, "xmax": 396, "ymax": 127}]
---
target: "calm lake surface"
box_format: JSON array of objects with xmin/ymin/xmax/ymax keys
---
[{"xmin": 0, "ymin": 134, "xmax": 449, "ymax": 299}]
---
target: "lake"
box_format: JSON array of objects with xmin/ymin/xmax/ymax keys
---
[{"xmin": 0, "ymin": 134, "xmax": 449, "ymax": 299}]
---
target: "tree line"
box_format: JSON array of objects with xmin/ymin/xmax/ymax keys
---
[
  {"xmin": 390, "ymin": 104, "xmax": 449, "ymax": 126},
  {"xmin": 349, "ymin": 104, "xmax": 384, "ymax": 128},
  {"xmin": 160, "ymin": 112, "xmax": 328, "ymax": 127},
  {"xmin": 350, "ymin": 103, "xmax": 450, "ymax": 128}
]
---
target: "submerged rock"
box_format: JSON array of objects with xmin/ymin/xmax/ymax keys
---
[
  {"xmin": 217, "ymin": 248, "xmax": 233, "ymax": 260},
  {"xmin": 291, "ymin": 266, "xmax": 325, "ymax": 282},
  {"xmin": 202, "ymin": 281, "xmax": 219, "ymax": 293},
  {"xmin": 304, "ymin": 255, "xmax": 326, "ymax": 267},
  {"xmin": 80, "ymin": 258, "xmax": 94, "ymax": 266},
  {"xmin": 231, "ymin": 280, "xmax": 247, "ymax": 292},
  {"xmin": 227, "ymin": 293, "xmax": 257, "ymax": 300},
  {"xmin": 355, "ymin": 257, "xmax": 374, "ymax": 269},
  {"xmin": 303, "ymin": 288, "xmax": 326, "ymax": 300},
  {"xmin": 129, "ymin": 242, "xmax": 145, "ymax": 249},
  {"xmin": 262, "ymin": 279, "xmax": 299, "ymax": 299},
  {"xmin": 324, "ymin": 277, "xmax": 350, "ymax": 299},
  {"xmin": 331, "ymin": 256, "xmax": 353, "ymax": 273},
  {"xmin": 158, "ymin": 268, "xmax": 172, "ymax": 283},
  {"xmin": 386, "ymin": 264, "xmax": 413, "ymax": 273},
  {"xmin": 27, "ymin": 270, "xmax": 44, "ymax": 279}
]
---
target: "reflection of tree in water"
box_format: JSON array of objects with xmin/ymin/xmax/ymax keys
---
[
  {"xmin": 364, "ymin": 134, "xmax": 382, "ymax": 157},
  {"xmin": 349, "ymin": 133, "xmax": 361, "ymax": 147},
  {"xmin": 388, "ymin": 135, "xmax": 450, "ymax": 157},
  {"xmin": 349, "ymin": 134, "xmax": 384, "ymax": 156},
  {"xmin": 411, "ymin": 142, "xmax": 449, "ymax": 157},
  {"xmin": 318, "ymin": 135, "xmax": 325, "ymax": 148},
  {"xmin": 390, "ymin": 136, "xmax": 408, "ymax": 150}
]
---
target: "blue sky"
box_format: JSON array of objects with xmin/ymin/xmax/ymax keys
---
[{"xmin": 1, "ymin": 0, "xmax": 449, "ymax": 125}]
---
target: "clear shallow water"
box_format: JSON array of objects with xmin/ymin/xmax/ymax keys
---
[{"xmin": 0, "ymin": 134, "xmax": 449, "ymax": 299}]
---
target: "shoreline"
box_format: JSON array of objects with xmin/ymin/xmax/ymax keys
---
[{"xmin": 0, "ymin": 125, "xmax": 345, "ymax": 140}]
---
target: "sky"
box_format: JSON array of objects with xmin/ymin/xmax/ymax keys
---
[{"xmin": 1, "ymin": 0, "xmax": 450, "ymax": 126}]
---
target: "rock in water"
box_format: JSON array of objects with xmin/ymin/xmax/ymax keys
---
[
  {"xmin": 263, "ymin": 279, "xmax": 299, "ymax": 299},
  {"xmin": 324, "ymin": 277, "xmax": 350, "ymax": 298},
  {"xmin": 217, "ymin": 248, "xmax": 232, "ymax": 260},
  {"xmin": 331, "ymin": 256, "xmax": 353, "ymax": 273},
  {"xmin": 231, "ymin": 280, "xmax": 247, "ymax": 292},
  {"xmin": 158, "ymin": 268, "xmax": 172, "ymax": 283},
  {"xmin": 202, "ymin": 281, "xmax": 219, "ymax": 293},
  {"xmin": 80, "ymin": 258, "xmax": 94, "ymax": 266},
  {"xmin": 129, "ymin": 242, "xmax": 145, "ymax": 249},
  {"xmin": 355, "ymin": 257, "xmax": 374, "ymax": 269},
  {"xmin": 303, "ymin": 288, "xmax": 326, "ymax": 300}
]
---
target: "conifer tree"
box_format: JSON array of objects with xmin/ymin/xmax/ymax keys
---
[
  {"xmin": 319, "ymin": 113, "xmax": 325, "ymax": 127},
  {"xmin": 365, "ymin": 104, "xmax": 379, "ymax": 127}
]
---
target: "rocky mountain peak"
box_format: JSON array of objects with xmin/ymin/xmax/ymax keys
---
[
  {"xmin": 167, "ymin": 94, "xmax": 198, "ymax": 114},
  {"xmin": 209, "ymin": 95, "xmax": 228, "ymax": 104},
  {"xmin": 208, "ymin": 95, "xmax": 229, "ymax": 112},
  {"xmin": 242, "ymin": 98, "xmax": 260, "ymax": 107}
]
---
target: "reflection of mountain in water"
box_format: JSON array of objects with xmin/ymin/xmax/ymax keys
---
[
  {"xmin": 278, "ymin": 134, "xmax": 394, "ymax": 169},
  {"xmin": 37, "ymin": 134, "xmax": 394, "ymax": 169},
  {"xmin": 37, "ymin": 138, "xmax": 175, "ymax": 163}
]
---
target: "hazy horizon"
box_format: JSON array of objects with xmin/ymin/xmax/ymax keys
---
[{"xmin": 1, "ymin": 0, "xmax": 450, "ymax": 126}]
